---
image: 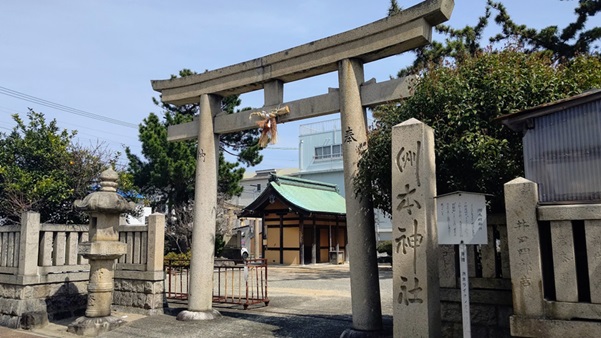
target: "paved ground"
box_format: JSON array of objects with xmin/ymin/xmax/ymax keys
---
[{"xmin": 1, "ymin": 264, "xmax": 393, "ymax": 338}]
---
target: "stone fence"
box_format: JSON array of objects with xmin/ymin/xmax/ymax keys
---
[
  {"xmin": 438, "ymin": 213, "xmax": 513, "ymax": 337},
  {"xmin": 505, "ymin": 178, "xmax": 601, "ymax": 337},
  {"xmin": 410, "ymin": 177, "xmax": 601, "ymax": 338},
  {"xmin": 0, "ymin": 211, "xmax": 165, "ymax": 329}
]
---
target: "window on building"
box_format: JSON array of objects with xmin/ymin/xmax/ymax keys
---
[
  {"xmin": 315, "ymin": 146, "xmax": 324, "ymax": 160},
  {"xmin": 315, "ymin": 144, "xmax": 342, "ymax": 160},
  {"xmin": 332, "ymin": 144, "xmax": 342, "ymax": 158}
]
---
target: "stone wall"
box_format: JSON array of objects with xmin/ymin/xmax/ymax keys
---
[
  {"xmin": 113, "ymin": 279, "xmax": 166, "ymax": 316},
  {"xmin": 441, "ymin": 288, "xmax": 512, "ymax": 338},
  {"xmin": 0, "ymin": 281, "xmax": 88, "ymax": 329},
  {"xmin": 437, "ymin": 214, "xmax": 513, "ymax": 337},
  {"xmin": 111, "ymin": 214, "xmax": 167, "ymax": 315}
]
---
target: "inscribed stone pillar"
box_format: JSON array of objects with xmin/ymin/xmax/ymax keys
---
[
  {"xmin": 504, "ymin": 178, "xmax": 544, "ymax": 317},
  {"xmin": 338, "ymin": 58, "xmax": 383, "ymax": 335},
  {"xmin": 177, "ymin": 93, "xmax": 221, "ymax": 321},
  {"xmin": 392, "ymin": 118, "xmax": 440, "ymax": 337}
]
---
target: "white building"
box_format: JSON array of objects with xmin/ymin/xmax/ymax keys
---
[
  {"xmin": 292, "ymin": 118, "xmax": 392, "ymax": 242},
  {"xmin": 234, "ymin": 118, "xmax": 392, "ymax": 243},
  {"xmin": 230, "ymin": 168, "xmax": 299, "ymax": 209}
]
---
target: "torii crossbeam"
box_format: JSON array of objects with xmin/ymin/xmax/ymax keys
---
[{"xmin": 151, "ymin": 0, "xmax": 453, "ymax": 336}]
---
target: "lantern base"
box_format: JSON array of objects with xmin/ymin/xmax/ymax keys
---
[
  {"xmin": 67, "ymin": 315, "xmax": 125, "ymax": 336},
  {"xmin": 176, "ymin": 309, "xmax": 221, "ymax": 321}
]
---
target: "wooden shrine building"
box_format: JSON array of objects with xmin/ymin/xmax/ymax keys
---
[{"xmin": 240, "ymin": 175, "xmax": 347, "ymax": 265}]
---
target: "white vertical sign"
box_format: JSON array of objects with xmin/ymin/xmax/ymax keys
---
[
  {"xmin": 459, "ymin": 242, "xmax": 471, "ymax": 338},
  {"xmin": 436, "ymin": 191, "xmax": 489, "ymax": 338}
]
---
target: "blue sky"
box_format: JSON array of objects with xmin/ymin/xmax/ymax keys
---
[{"xmin": 1, "ymin": 0, "xmax": 598, "ymax": 171}]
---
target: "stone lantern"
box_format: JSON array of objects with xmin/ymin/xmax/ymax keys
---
[{"xmin": 68, "ymin": 168, "xmax": 134, "ymax": 336}]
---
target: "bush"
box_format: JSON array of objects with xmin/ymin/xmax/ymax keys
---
[
  {"xmin": 164, "ymin": 251, "xmax": 191, "ymax": 266},
  {"xmin": 215, "ymin": 233, "xmax": 225, "ymax": 257},
  {"xmin": 357, "ymin": 51, "xmax": 601, "ymax": 214},
  {"xmin": 377, "ymin": 241, "xmax": 392, "ymax": 256}
]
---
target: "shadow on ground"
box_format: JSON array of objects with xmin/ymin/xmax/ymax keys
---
[{"xmin": 119, "ymin": 304, "xmax": 394, "ymax": 338}]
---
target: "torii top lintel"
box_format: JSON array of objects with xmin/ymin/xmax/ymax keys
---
[{"xmin": 151, "ymin": 0, "xmax": 454, "ymax": 106}]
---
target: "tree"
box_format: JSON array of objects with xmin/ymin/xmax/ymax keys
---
[
  {"xmin": 395, "ymin": 0, "xmax": 601, "ymax": 76},
  {"xmin": 126, "ymin": 69, "xmax": 262, "ymax": 253},
  {"xmin": 393, "ymin": 0, "xmax": 492, "ymax": 77},
  {"xmin": 490, "ymin": 0, "xmax": 601, "ymax": 59},
  {"xmin": 0, "ymin": 109, "xmax": 118, "ymax": 224},
  {"xmin": 387, "ymin": 0, "xmax": 401, "ymax": 16},
  {"xmin": 356, "ymin": 50, "xmax": 601, "ymax": 215},
  {"xmin": 360, "ymin": 1, "xmax": 601, "ymax": 215}
]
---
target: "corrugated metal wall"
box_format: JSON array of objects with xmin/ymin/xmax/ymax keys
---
[{"xmin": 523, "ymin": 100, "xmax": 601, "ymax": 203}]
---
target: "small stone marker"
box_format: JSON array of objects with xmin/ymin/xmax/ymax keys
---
[{"xmin": 436, "ymin": 191, "xmax": 489, "ymax": 338}]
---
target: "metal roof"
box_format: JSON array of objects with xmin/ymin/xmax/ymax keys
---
[
  {"xmin": 496, "ymin": 89, "xmax": 601, "ymax": 132},
  {"xmin": 242, "ymin": 175, "xmax": 346, "ymax": 216}
]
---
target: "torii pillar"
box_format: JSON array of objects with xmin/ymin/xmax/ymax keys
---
[
  {"xmin": 339, "ymin": 58, "xmax": 382, "ymax": 336},
  {"xmin": 176, "ymin": 93, "xmax": 222, "ymax": 321}
]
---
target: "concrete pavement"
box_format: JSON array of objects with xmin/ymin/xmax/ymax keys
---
[{"xmin": 3, "ymin": 264, "xmax": 393, "ymax": 338}]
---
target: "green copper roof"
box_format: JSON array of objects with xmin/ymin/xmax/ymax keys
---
[
  {"xmin": 244, "ymin": 175, "xmax": 346, "ymax": 215},
  {"xmin": 270, "ymin": 175, "xmax": 346, "ymax": 215}
]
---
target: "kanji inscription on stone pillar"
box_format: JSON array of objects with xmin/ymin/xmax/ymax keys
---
[{"xmin": 392, "ymin": 118, "xmax": 440, "ymax": 337}]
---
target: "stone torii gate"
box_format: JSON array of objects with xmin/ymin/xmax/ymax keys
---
[{"xmin": 151, "ymin": 0, "xmax": 453, "ymax": 335}]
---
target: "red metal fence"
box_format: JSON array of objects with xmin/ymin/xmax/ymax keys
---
[
  {"xmin": 165, "ymin": 259, "xmax": 190, "ymax": 300},
  {"xmin": 164, "ymin": 258, "xmax": 269, "ymax": 309}
]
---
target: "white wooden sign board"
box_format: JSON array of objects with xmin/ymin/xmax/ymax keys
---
[{"xmin": 436, "ymin": 192, "xmax": 487, "ymax": 245}]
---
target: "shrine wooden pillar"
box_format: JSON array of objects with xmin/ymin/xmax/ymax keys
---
[{"xmin": 300, "ymin": 215, "xmax": 305, "ymax": 265}]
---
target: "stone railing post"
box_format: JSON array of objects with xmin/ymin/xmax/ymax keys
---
[
  {"xmin": 504, "ymin": 177, "xmax": 544, "ymax": 317},
  {"xmin": 17, "ymin": 211, "xmax": 40, "ymax": 280},
  {"xmin": 146, "ymin": 213, "xmax": 165, "ymax": 272}
]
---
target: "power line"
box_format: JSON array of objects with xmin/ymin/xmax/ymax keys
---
[
  {"xmin": 0, "ymin": 86, "xmax": 138, "ymax": 128},
  {"xmin": 0, "ymin": 101, "xmax": 133, "ymax": 168},
  {"xmin": 0, "ymin": 107, "xmax": 136, "ymax": 150},
  {"xmin": 0, "ymin": 108, "xmax": 130, "ymax": 153},
  {"xmin": 0, "ymin": 106, "xmax": 137, "ymax": 142}
]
